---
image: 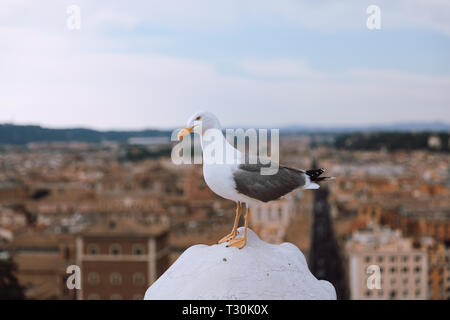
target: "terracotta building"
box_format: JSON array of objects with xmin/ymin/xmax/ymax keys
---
[
  {"xmin": 183, "ymin": 167, "xmax": 215, "ymax": 201},
  {"xmin": 75, "ymin": 217, "xmax": 169, "ymax": 300},
  {"xmin": 381, "ymin": 209, "xmax": 450, "ymax": 243},
  {"xmin": 445, "ymin": 248, "xmax": 450, "ymax": 300},
  {"xmin": 4, "ymin": 231, "xmax": 76, "ymax": 300},
  {"xmin": 423, "ymin": 239, "xmax": 447, "ymax": 300}
]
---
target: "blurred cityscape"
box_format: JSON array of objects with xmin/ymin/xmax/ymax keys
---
[{"xmin": 0, "ymin": 126, "xmax": 449, "ymax": 300}]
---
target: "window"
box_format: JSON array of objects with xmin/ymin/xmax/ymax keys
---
[
  {"xmin": 133, "ymin": 244, "xmax": 145, "ymax": 255},
  {"xmin": 378, "ymin": 256, "xmax": 383, "ymax": 263},
  {"xmin": 110, "ymin": 272, "xmax": 122, "ymax": 285},
  {"xmin": 402, "ymin": 267, "xmax": 409, "ymax": 273},
  {"xmin": 390, "ymin": 290, "xmax": 397, "ymax": 299},
  {"xmin": 390, "ymin": 267, "xmax": 397, "ymax": 273},
  {"xmin": 64, "ymin": 247, "xmax": 70, "ymax": 260},
  {"xmin": 365, "ymin": 290, "xmax": 371, "ymax": 297},
  {"xmin": 87, "ymin": 294, "xmax": 100, "ymax": 300},
  {"xmin": 390, "ymin": 256, "xmax": 396, "ymax": 262},
  {"xmin": 88, "ymin": 272, "xmax": 100, "ymax": 285},
  {"xmin": 87, "ymin": 244, "xmax": 99, "ymax": 255},
  {"xmin": 403, "ymin": 290, "xmax": 408, "ymax": 296},
  {"xmin": 110, "ymin": 244, "xmax": 121, "ymax": 255},
  {"xmin": 414, "ymin": 267, "xmax": 421, "ymax": 273},
  {"xmin": 415, "ymin": 255, "xmax": 422, "ymax": 262},
  {"xmin": 133, "ymin": 273, "xmax": 145, "ymax": 285},
  {"xmin": 415, "ymin": 289, "xmax": 421, "ymax": 296},
  {"xmin": 110, "ymin": 294, "xmax": 122, "ymax": 300},
  {"xmin": 403, "ymin": 256, "xmax": 409, "ymax": 262},
  {"xmin": 391, "ymin": 278, "xmax": 396, "ymax": 285},
  {"xmin": 403, "ymin": 278, "xmax": 408, "ymax": 285},
  {"xmin": 365, "ymin": 256, "xmax": 371, "ymax": 263}
]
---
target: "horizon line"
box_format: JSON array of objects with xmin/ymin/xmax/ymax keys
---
[{"xmin": 0, "ymin": 120, "xmax": 449, "ymax": 132}]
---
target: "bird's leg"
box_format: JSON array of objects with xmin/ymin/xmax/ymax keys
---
[
  {"xmin": 218, "ymin": 202, "xmax": 242, "ymax": 244},
  {"xmin": 227, "ymin": 207, "xmax": 250, "ymax": 249}
]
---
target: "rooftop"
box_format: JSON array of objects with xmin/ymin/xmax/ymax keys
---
[{"xmin": 79, "ymin": 217, "xmax": 168, "ymax": 238}]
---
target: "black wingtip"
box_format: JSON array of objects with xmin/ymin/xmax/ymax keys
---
[{"xmin": 306, "ymin": 168, "xmax": 326, "ymax": 181}]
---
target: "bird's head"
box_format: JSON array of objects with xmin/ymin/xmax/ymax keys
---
[{"xmin": 177, "ymin": 111, "xmax": 221, "ymax": 140}]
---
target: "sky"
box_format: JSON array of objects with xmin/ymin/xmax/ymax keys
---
[{"xmin": 0, "ymin": 0, "xmax": 450, "ymax": 130}]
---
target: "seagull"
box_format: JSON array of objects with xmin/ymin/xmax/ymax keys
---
[{"xmin": 177, "ymin": 111, "xmax": 333, "ymax": 249}]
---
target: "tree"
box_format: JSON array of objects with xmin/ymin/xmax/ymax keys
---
[{"xmin": 0, "ymin": 258, "xmax": 25, "ymax": 300}]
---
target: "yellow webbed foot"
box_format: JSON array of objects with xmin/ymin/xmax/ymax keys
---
[
  {"xmin": 226, "ymin": 236, "xmax": 246, "ymax": 249},
  {"xmin": 218, "ymin": 231, "xmax": 237, "ymax": 244}
]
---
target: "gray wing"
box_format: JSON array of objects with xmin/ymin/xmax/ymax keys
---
[{"xmin": 232, "ymin": 161, "xmax": 306, "ymax": 202}]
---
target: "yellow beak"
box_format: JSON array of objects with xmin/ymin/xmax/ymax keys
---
[{"xmin": 177, "ymin": 125, "xmax": 195, "ymax": 140}]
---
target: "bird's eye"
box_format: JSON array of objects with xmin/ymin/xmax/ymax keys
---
[{"xmin": 195, "ymin": 116, "xmax": 201, "ymax": 120}]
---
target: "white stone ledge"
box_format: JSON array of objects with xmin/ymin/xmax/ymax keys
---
[{"xmin": 145, "ymin": 228, "xmax": 336, "ymax": 300}]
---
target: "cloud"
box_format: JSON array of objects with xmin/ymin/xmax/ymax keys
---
[
  {"xmin": 396, "ymin": 0, "xmax": 450, "ymax": 36},
  {"xmin": 1, "ymin": 45, "xmax": 449, "ymax": 129},
  {"xmin": 2, "ymin": 0, "xmax": 450, "ymax": 34},
  {"xmin": 0, "ymin": 0, "xmax": 449, "ymax": 128}
]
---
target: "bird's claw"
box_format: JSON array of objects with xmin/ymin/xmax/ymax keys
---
[
  {"xmin": 218, "ymin": 231, "xmax": 237, "ymax": 244},
  {"xmin": 226, "ymin": 237, "xmax": 246, "ymax": 249}
]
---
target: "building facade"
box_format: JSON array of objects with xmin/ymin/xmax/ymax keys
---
[
  {"xmin": 4, "ymin": 232, "xmax": 75, "ymax": 300},
  {"xmin": 250, "ymin": 197, "xmax": 295, "ymax": 244},
  {"xmin": 346, "ymin": 225, "xmax": 428, "ymax": 300},
  {"xmin": 422, "ymin": 238, "xmax": 447, "ymax": 300},
  {"xmin": 76, "ymin": 218, "xmax": 169, "ymax": 300},
  {"xmin": 445, "ymin": 248, "xmax": 450, "ymax": 300}
]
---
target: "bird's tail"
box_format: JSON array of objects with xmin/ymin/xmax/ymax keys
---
[{"xmin": 304, "ymin": 168, "xmax": 335, "ymax": 189}]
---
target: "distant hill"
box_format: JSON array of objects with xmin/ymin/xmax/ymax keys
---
[
  {"xmin": 334, "ymin": 132, "xmax": 450, "ymax": 152},
  {"xmin": 280, "ymin": 121, "xmax": 450, "ymax": 133},
  {"xmin": 0, "ymin": 121, "xmax": 448, "ymax": 145},
  {"xmin": 0, "ymin": 124, "xmax": 171, "ymax": 145}
]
